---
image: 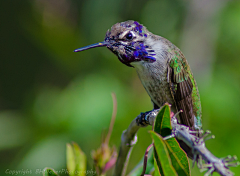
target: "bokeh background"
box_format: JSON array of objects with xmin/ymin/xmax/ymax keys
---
[{"xmin": 1, "ymin": 0, "xmax": 240, "ymax": 175}]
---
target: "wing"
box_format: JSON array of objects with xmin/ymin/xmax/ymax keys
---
[{"xmin": 167, "ymin": 51, "xmax": 195, "ymax": 128}]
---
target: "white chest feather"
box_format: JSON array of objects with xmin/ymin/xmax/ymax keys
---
[{"xmin": 132, "ymin": 60, "xmax": 175, "ymax": 108}]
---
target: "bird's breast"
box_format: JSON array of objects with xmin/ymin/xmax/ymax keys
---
[{"xmin": 132, "ymin": 61, "xmax": 175, "ymax": 108}]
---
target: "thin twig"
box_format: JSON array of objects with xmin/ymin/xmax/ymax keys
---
[
  {"xmin": 113, "ymin": 115, "xmax": 140, "ymax": 176},
  {"xmin": 140, "ymin": 143, "xmax": 153, "ymax": 176},
  {"xmin": 122, "ymin": 145, "xmax": 134, "ymax": 176},
  {"xmin": 105, "ymin": 92, "xmax": 117, "ymax": 145}
]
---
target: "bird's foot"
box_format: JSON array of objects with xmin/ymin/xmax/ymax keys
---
[{"xmin": 136, "ymin": 109, "xmax": 159, "ymax": 127}]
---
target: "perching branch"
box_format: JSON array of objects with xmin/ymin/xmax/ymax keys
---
[
  {"xmin": 113, "ymin": 109, "xmax": 239, "ymax": 176},
  {"xmin": 113, "ymin": 109, "xmax": 159, "ymax": 176},
  {"xmin": 166, "ymin": 113, "xmax": 239, "ymax": 176},
  {"xmin": 113, "ymin": 115, "xmax": 140, "ymax": 176}
]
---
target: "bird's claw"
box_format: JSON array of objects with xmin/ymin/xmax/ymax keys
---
[
  {"xmin": 136, "ymin": 112, "xmax": 150, "ymax": 127},
  {"xmin": 136, "ymin": 109, "xmax": 159, "ymax": 127}
]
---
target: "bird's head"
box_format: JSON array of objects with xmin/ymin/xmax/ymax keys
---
[{"xmin": 74, "ymin": 20, "xmax": 156, "ymax": 67}]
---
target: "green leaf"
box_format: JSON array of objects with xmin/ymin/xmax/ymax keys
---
[
  {"xmin": 153, "ymin": 157, "xmax": 161, "ymax": 176},
  {"xmin": 66, "ymin": 142, "xmax": 86, "ymax": 176},
  {"xmin": 153, "ymin": 104, "xmax": 190, "ymax": 176},
  {"xmin": 66, "ymin": 143, "xmax": 76, "ymax": 176},
  {"xmin": 153, "ymin": 104, "xmax": 172, "ymax": 137},
  {"xmin": 150, "ymin": 131, "xmax": 177, "ymax": 176},
  {"xmin": 72, "ymin": 142, "xmax": 87, "ymax": 176},
  {"xmin": 153, "ymin": 148, "xmax": 164, "ymax": 176},
  {"xmin": 43, "ymin": 167, "xmax": 58, "ymax": 176},
  {"xmin": 165, "ymin": 138, "xmax": 190, "ymax": 176}
]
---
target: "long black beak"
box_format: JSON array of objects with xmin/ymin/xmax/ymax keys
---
[{"xmin": 74, "ymin": 41, "xmax": 108, "ymax": 52}]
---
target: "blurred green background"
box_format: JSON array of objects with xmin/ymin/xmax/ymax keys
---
[{"xmin": 1, "ymin": 0, "xmax": 240, "ymax": 175}]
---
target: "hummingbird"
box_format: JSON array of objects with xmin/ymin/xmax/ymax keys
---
[
  {"xmin": 74, "ymin": 20, "xmax": 202, "ymax": 131},
  {"xmin": 74, "ymin": 20, "xmax": 202, "ymax": 157}
]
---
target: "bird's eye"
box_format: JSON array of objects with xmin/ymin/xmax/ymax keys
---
[{"xmin": 125, "ymin": 32, "xmax": 133, "ymax": 40}]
